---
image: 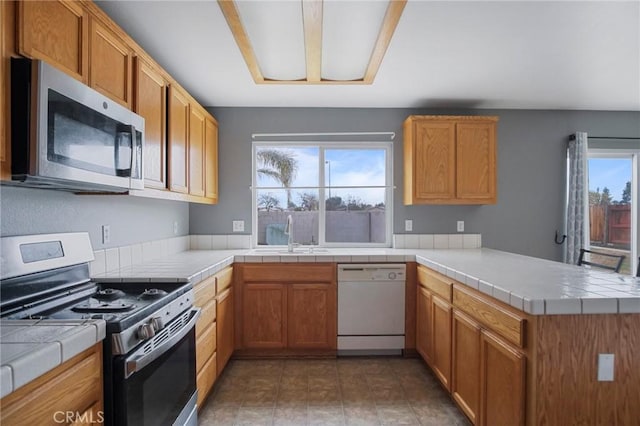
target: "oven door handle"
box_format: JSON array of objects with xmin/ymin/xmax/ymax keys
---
[{"xmin": 124, "ymin": 307, "xmax": 200, "ymax": 379}]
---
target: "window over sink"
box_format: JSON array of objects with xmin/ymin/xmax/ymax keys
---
[{"xmin": 252, "ymin": 141, "xmax": 393, "ymax": 248}]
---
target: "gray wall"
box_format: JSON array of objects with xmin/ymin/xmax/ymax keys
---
[
  {"xmin": 190, "ymin": 107, "xmax": 640, "ymax": 261},
  {"xmin": 0, "ymin": 186, "xmax": 189, "ymax": 249}
]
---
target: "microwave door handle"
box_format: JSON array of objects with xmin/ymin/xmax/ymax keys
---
[{"xmin": 129, "ymin": 124, "xmax": 136, "ymax": 184}]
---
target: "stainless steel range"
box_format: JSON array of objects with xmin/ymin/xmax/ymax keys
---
[{"xmin": 0, "ymin": 233, "xmax": 200, "ymax": 426}]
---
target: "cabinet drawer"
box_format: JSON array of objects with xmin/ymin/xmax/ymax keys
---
[
  {"xmin": 453, "ymin": 285, "xmax": 525, "ymax": 348},
  {"xmin": 418, "ymin": 266, "xmax": 453, "ymax": 302},
  {"xmin": 196, "ymin": 352, "xmax": 217, "ymax": 408},
  {"xmin": 194, "ymin": 275, "xmax": 216, "ymax": 307},
  {"xmin": 196, "ymin": 322, "xmax": 217, "ymax": 372},
  {"xmin": 216, "ymin": 266, "xmax": 233, "ymax": 294},
  {"xmin": 195, "ymin": 298, "xmax": 216, "ymax": 338},
  {"xmin": 241, "ymin": 263, "xmax": 335, "ymax": 283}
]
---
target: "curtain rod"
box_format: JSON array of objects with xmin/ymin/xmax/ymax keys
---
[
  {"xmin": 569, "ymin": 134, "xmax": 640, "ymax": 141},
  {"xmin": 252, "ymin": 132, "xmax": 395, "ymax": 140}
]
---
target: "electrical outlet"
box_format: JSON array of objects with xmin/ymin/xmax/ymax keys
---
[
  {"xmin": 101, "ymin": 225, "xmax": 110, "ymax": 244},
  {"xmin": 597, "ymin": 354, "xmax": 614, "ymax": 381},
  {"xmin": 405, "ymin": 220, "xmax": 413, "ymax": 232},
  {"xmin": 457, "ymin": 221, "xmax": 465, "ymax": 232},
  {"xmin": 232, "ymin": 220, "xmax": 244, "ymax": 232},
  {"xmin": 173, "ymin": 221, "xmax": 179, "ymax": 235}
]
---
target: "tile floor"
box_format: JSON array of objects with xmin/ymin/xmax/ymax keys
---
[{"xmin": 199, "ymin": 357, "xmax": 471, "ymax": 425}]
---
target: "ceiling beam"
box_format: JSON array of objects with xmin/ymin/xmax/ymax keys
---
[
  {"xmin": 217, "ymin": 0, "xmax": 265, "ymax": 84},
  {"xmin": 302, "ymin": 0, "xmax": 323, "ymax": 82},
  {"xmin": 363, "ymin": 0, "xmax": 407, "ymax": 84}
]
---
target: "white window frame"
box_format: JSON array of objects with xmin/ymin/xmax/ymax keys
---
[
  {"xmin": 252, "ymin": 141, "xmax": 394, "ymax": 248},
  {"xmin": 587, "ymin": 149, "xmax": 639, "ymax": 276}
]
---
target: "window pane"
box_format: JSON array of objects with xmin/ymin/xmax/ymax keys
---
[
  {"xmin": 325, "ymin": 188, "xmax": 386, "ymax": 243},
  {"xmin": 587, "ymin": 157, "xmax": 632, "ymax": 274},
  {"xmin": 256, "ymin": 146, "xmax": 319, "ymax": 188},
  {"xmin": 325, "ymin": 149, "xmax": 386, "ymax": 187},
  {"xmin": 256, "ymin": 189, "xmax": 319, "ymax": 246}
]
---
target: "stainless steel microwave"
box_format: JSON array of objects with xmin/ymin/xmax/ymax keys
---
[{"xmin": 9, "ymin": 58, "xmax": 144, "ymax": 192}]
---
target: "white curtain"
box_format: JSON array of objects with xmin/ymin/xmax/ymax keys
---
[{"xmin": 565, "ymin": 132, "xmax": 588, "ymax": 264}]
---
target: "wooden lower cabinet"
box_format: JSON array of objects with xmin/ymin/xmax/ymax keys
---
[
  {"xmin": 0, "ymin": 344, "xmax": 103, "ymax": 426},
  {"xmin": 431, "ymin": 295, "xmax": 452, "ymax": 390},
  {"xmin": 416, "ymin": 286, "xmax": 432, "ymax": 363},
  {"xmin": 196, "ymin": 352, "xmax": 217, "ymax": 408},
  {"xmin": 242, "ymin": 283, "xmax": 287, "ymax": 348},
  {"xmin": 480, "ymin": 330, "xmax": 525, "ymax": 426},
  {"xmin": 452, "ymin": 310, "xmax": 481, "ymax": 424},
  {"xmin": 287, "ymin": 283, "xmax": 336, "ymax": 349},
  {"xmin": 216, "ymin": 286, "xmax": 234, "ymax": 375},
  {"xmin": 236, "ymin": 263, "xmax": 337, "ymax": 353}
]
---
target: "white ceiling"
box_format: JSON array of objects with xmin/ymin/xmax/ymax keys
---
[{"xmin": 96, "ymin": 1, "xmax": 640, "ymax": 111}]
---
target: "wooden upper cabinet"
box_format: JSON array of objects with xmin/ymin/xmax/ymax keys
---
[
  {"xmin": 188, "ymin": 105, "xmax": 206, "ymax": 197},
  {"xmin": 1, "ymin": 0, "xmax": 10, "ymax": 181},
  {"xmin": 404, "ymin": 115, "xmax": 498, "ymax": 205},
  {"xmin": 205, "ymin": 117, "xmax": 219, "ymax": 201},
  {"xmin": 457, "ymin": 122, "xmax": 496, "ymax": 202},
  {"xmin": 134, "ymin": 58, "xmax": 167, "ymax": 189},
  {"xmin": 413, "ymin": 121, "xmax": 456, "ymax": 201},
  {"xmin": 168, "ymin": 85, "xmax": 189, "ymax": 194},
  {"xmin": 89, "ymin": 18, "xmax": 133, "ymax": 107},
  {"xmin": 18, "ymin": 0, "xmax": 89, "ymax": 82}
]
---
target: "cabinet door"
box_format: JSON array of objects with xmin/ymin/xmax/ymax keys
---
[
  {"xmin": 216, "ymin": 288, "xmax": 234, "ymax": 375},
  {"xmin": 456, "ymin": 122, "xmax": 496, "ymax": 202},
  {"xmin": 479, "ymin": 330, "xmax": 525, "ymax": 426},
  {"xmin": 134, "ymin": 58, "xmax": 167, "ymax": 189},
  {"xmin": 168, "ymin": 85, "xmax": 189, "ymax": 193},
  {"xmin": 452, "ymin": 310, "xmax": 481, "ymax": 424},
  {"xmin": 242, "ymin": 283, "xmax": 287, "ymax": 349},
  {"xmin": 204, "ymin": 117, "xmax": 219, "ymax": 201},
  {"xmin": 416, "ymin": 286, "xmax": 432, "ymax": 364},
  {"xmin": 287, "ymin": 283, "xmax": 336, "ymax": 349},
  {"xmin": 414, "ymin": 121, "xmax": 456, "ymax": 201},
  {"xmin": 89, "ymin": 18, "xmax": 132, "ymax": 107},
  {"xmin": 18, "ymin": 0, "xmax": 89, "ymax": 82},
  {"xmin": 188, "ymin": 105, "xmax": 206, "ymax": 197},
  {"xmin": 431, "ymin": 295, "xmax": 452, "ymax": 390},
  {"xmin": 196, "ymin": 351, "xmax": 217, "ymax": 409}
]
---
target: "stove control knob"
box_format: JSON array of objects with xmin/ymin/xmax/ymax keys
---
[
  {"xmin": 150, "ymin": 316, "xmax": 164, "ymax": 332},
  {"xmin": 137, "ymin": 323, "xmax": 156, "ymax": 340}
]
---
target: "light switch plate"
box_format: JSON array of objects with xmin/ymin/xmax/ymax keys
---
[
  {"xmin": 405, "ymin": 220, "xmax": 413, "ymax": 232},
  {"xmin": 457, "ymin": 221, "xmax": 465, "ymax": 232},
  {"xmin": 232, "ymin": 220, "xmax": 245, "ymax": 232},
  {"xmin": 173, "ymin": 221, "xmax": 178, "ymax": 235},
  {"xmin": 597, "ymin": 353, "xmax": 614, "ymax": 381}
]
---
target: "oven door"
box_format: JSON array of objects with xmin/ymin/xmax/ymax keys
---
[{"xmin": 112, "ymin": 308, "xmax": 200, "ymax": 426}]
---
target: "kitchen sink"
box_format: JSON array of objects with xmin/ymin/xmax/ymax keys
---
[{"xmin": 249, "ymin": 248, "xmax": 330, "ymax": 255}]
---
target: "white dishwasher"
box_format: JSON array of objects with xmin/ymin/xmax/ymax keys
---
[{"xmin": 337, "ymin": 264, "xmax": 406, "ymax": 355}]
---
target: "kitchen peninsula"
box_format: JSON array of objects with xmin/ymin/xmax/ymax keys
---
[{"xmin": 86, "ymin": 244, "xmax": 640, "ymax": 426}]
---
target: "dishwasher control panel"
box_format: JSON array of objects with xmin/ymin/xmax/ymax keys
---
[{"xmin": 337, "ymin": 264, "xmax": 406, "ymax": 282}]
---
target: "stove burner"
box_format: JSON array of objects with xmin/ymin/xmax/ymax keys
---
[
  {"xmin": 94, "ymin": 288, "xmax": 125, "ymax": 301},
  {"xmin": 139, "ymin": 288, "xmax": 168, "ymax": 300},
  {"xmin": 72, "ymin": 300, "xmax": 136, "ymax": 313}
]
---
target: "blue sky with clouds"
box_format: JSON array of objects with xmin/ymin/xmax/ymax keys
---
[{"xmin": 588, "ymin": 158, "xmax": 631, "ymax": 202}]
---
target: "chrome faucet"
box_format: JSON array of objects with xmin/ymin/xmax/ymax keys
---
[{"xmin": 284, "ymin": 214, "xmax": 294, "ymax": 252}]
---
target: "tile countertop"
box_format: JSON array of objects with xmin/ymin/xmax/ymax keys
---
[
  {"xmin": 91, "ymin": 247, "xmax": 640, "ymax": 316},
  {"xmin": 0, "ymin": 319, "xmax": 106, "ymax": 398}
]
